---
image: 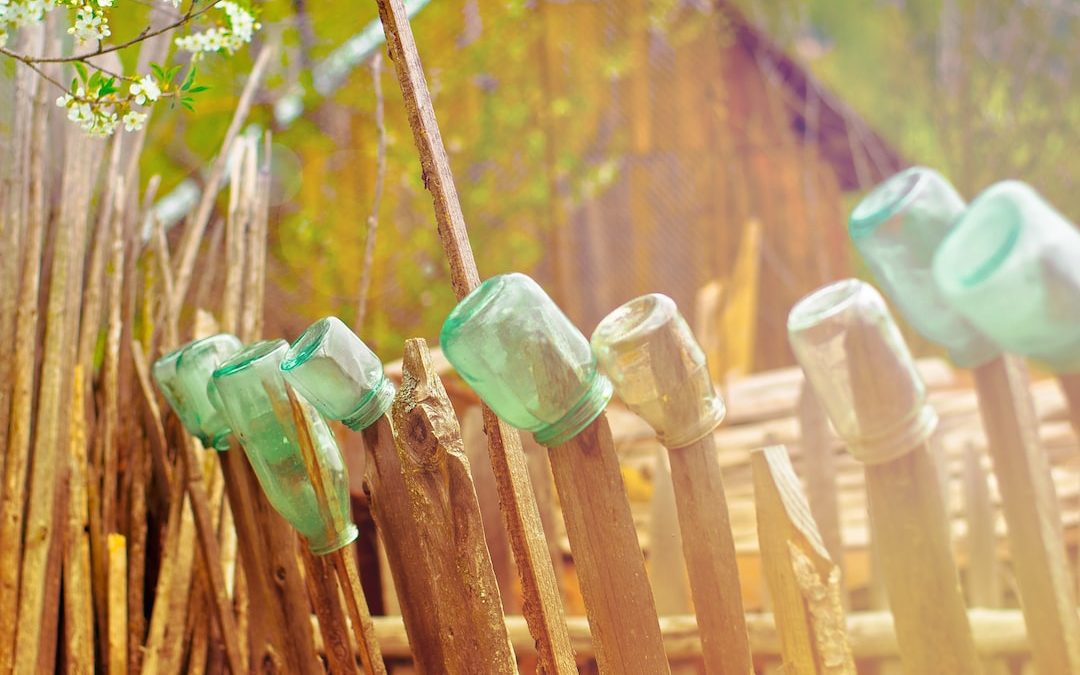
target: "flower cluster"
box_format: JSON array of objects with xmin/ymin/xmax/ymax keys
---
[
  {"xmin": 68, "ymin": 2, "xmax": 110, "ymax": 43},
  {"xmin": 174, "ymin": 1, "xmax": 258, "ymax": 58},
  {"xmin": 4, "ymin": 0, "xmax": 260, "ymax": 136},
  {"xmin": 0, "ymin": 0, "xmax": 57, "ymax": 48}
]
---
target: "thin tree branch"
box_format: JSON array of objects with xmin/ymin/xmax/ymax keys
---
[{"xmin": 0, "ymin": 0, "xmax": 219, "ymax": 64}]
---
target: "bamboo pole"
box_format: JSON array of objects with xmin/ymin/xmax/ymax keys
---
[
  {"xmin": 64, "ymin": 366, "xmax": 95, "ymax": 674},
  {"xmin": 218, "ymin": 446, "xmax": 323, "ymax": 673},
  {"xmin": 302, "ymin": 547, "xmax": 359, "ymax": 674},
  {"xmin": 751, "ymin": 446, "xmax": 855, "ymax": 674},
  {"xmin": 107, "ymin": 534, "xmax": 129, "ymax": 675},
  {"xmin": 286, "ymin": 386, "xmax": 386, "ymax": 675},
  {"xmin": 0, "ymin": 59, "xmax": 47, "ymax": 675},
  {"xmin": 13, "ymin": 123, "xmax": 97, "ymax": 673},
  {"xmin": 970, "ymin": 356, "xmax": 1080, "ymax": 674},
  {"xmin": 548, "ymin": 414, "xmax": 670, "ymax": 674},
  {"xmin": 390, "ymin": 338, "xmax": 517, "ymax": 673},
  {"xmin": 372, "ymin": 2, "xmax": 575, "ymax": 672},
  {"xmin": 131, "ymin": 335, "xmax": 248, "ymax": 674}
]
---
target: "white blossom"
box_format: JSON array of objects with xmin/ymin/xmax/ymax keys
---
[
  {"xmin": 129, "ymin": 73, "xmax": 161, "ymax": 104},
  {"xmin": 175, "ymin": 1, "xmax": 259, "ymax": 57},
  {"xmin": 122, "ymin": 109, "xmax": 146, "ymax": 131},
  {"xmin": 68, "ymin": 5, "xmax": 111, "ymax": 43}
]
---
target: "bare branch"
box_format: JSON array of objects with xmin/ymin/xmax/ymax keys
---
[{"xmin": 0, "ymin": 0, "xmax": 220, "ymax": 65}]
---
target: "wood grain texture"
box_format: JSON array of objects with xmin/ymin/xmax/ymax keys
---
[
  {"xmin": 1058, "ymin": 372, "xmax": 1080, "ymax": 438},
  {"xmin": 302, "ymin": 547, "xmax": 358, "ymax": 674},
  {"xmin": 548, "ymin": 414, "xmax": 669, "ymax": 674},
  {"xmin": 796, "ymin": 382, "xmax": 844, "ymax": 576},
  {"xmin": 863, "ymin": 444, "xmax": 980, "ymax": 675},
  {"xmin": 219, "ymin": 447, "xmax": 321, "ymax": 674},
  {"xmin": 107, "ymin": 534, "xmax": 129, "ymax": 675},
  {"xmin": 972, "ymin": 356, "xmax": 1080, "ymax": 674},
  {"xmin": 667, "ymin": 434, "xmax": 753, "ymax": 675},
  {"xmin": 179, "ymin": 442, "xmax": 246, "ymax": 674},
  {"xmin": 642, "ymin": 308, "xmax": 752, "ymax": 673},
  {"xmin": 374, "ymin": 1, "xmax": 575, "ymax": 670},
  {"xmin": 361, "ymin": 415, "xmax": 449, "ymax": 673},
  {"xmin": 286, "ymin": 386, "xmax": 386, "ymax": 675},
  {"xmin": 64, "ymin": 366, "xmax": 95, "ymax": 674},
  {"xmin": 751, "ymin": 446, "xmax": 855, "ymax": 675},
  {"xmin": 392, "ymin": 338, "xmax": 516, "ymax": 674}
]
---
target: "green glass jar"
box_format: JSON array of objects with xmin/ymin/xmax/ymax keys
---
[
  {"xmin": 788, "ymin": 279, "xmax": 937, "ymax": 464},
  {"xmin": 153, "ymin": 334, "xmax": 243, "ymax": 450},
  {"xmin": 212, "ymin": 339, "xmax": 357, "ymax": 554},
  {"xmin": 592, "ymin": 293, "xmax": 725, "ymax": 447},
  {"xmin": 849, "ymin": 167, "xmax": 998, "ymax": 367},
  {"xmin": 934, "ymin": 181, "xmax": 1080, "ymax": 373},
  {"xmin": 440, "ymin": 273, "xmax": 612, "ymax": 446},
  {"xmin": 280, "ymin": 316, "xmax": 395, "ymax": 431}
]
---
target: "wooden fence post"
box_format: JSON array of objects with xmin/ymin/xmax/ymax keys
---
[
  {"xmin": 788, "ymin": 280, "xmax": 980, "ymax": 675},
  {"xmin": 971, "ymin": 356, "xmax": 1080, "ymax": 674},
  {"xmin": 372, "ymin": 2, "xmax": 576, "ymax": 672},
  {"xmin": 390, "ymin": 338, "xmax": 517, "ymax": 673}
]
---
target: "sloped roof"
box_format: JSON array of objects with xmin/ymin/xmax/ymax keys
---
[{"xmin": 718, "ymin": 1, "xmax": 906, "ymax": 190}]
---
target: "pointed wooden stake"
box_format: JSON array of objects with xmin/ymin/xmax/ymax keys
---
[
  {"xmin": 391, "ymin": 337, "xmax": 517, "ymax": 673},
  {"xmin": 751, "ymin": 446, "xmax": 855, "ymax": 674},
  {"xmin": 373, "ymin": 1, "xmax": 575, "ymax": 671}
]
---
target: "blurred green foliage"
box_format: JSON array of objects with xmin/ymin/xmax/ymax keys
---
[{"xmin": 135, "ymin": 0, "xmax": 1078, "ymax": 359}]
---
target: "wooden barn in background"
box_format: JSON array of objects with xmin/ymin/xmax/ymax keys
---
[{"xmin": 534, "ymin": 0, "xmax": 904, "ymax": 372}]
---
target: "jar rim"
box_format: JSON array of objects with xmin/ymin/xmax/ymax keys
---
[
  {"xmin": 937, "ymin": 182, "xmax": 1024, "ymax": 290},
  {"xmin": 849, "ymin": 167, "xmax": 933, "ymax": 236},
  {"xmin": 214, "ymin": 339, "xmax": 288, "ymax": 379},
  {"xmin": 281, "ymin": 317, "xmax": 336, "ymax": 372},
  {"xmin": 592, "ymin": 293, "xmax": 677, "ymax": 347},
  {"xmin": 787, "ymin": 279, "xmax": 868, "ymax": 332}
]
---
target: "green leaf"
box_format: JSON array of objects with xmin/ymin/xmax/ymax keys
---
[
  {"xmin": 180, "ymin": 99, "xmax": 195, "ymax": 112},
  {"xmin": 98, "ymin": 76, "xmax": 116, "ymax": 97},
  {"xmin": 74, "ymin": 62, "xmax": 88, "ymax": 82},
  {"xmin": 88, "ymin": 70, "xmax": 102, "ymax": 91},
  {"xmin": 181, "ymin": 65, "xmax": 197, "ymax": 91},
  {"xmin": 187, "ymin": 85, "xmax": 210, "ymax": 93},
  {"xmin": 71, "ymin": 77, "xmax": 78, "ymax": 92},
  {"xmin": 150, "ymin": 62, "xmax": 165, "ymax": 80},
  {"xmin": 165, "ymin": 64, "xmax": 182, "ymax": 83}
]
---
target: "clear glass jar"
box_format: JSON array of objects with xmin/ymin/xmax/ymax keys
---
[
  {"xmin": 849, "ymin": 167, "xmax": 997, "ymax": 367},
  {"xmin": 153, "ymin": 333, "xmax": 242, "ymax": 451},
  {"xmin": 212, "ymin": 339, "xmax": 357, "ymax": 554},
  {"xmin": 934, "ymin": 181, "xmax": 1080, "ymax": 373},
  {"xmin": 440, "ymin": 272, "xmax": 612, "ymax": 446},
  {"xmin": 592, "ymin": 293, "xmax": 725, "ymax": 447},
  {"xmin": 787, "ymin": 279, "xmax": 937, "ymax": 464},
  {"xmin": 280, "ymin": 316, "xmax": 395, "ymax": 431}
]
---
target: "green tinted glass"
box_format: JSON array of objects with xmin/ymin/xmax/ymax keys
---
[
  {"xmin": 280, "ymin": 317, "xmax": 394, "ymax": 431},
  {"xmin": 212, "ymin": 339, "xmax": 357, "ymax": 554},
  {"xmin": 440, "ymin": 273, "xmax": 612, "ymax": 446},
  {"xmin": 849, "ymin": 167, "xmax": 997, "ymax": 367}
]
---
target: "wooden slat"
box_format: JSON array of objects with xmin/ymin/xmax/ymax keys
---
[
  {"xmin": 751, "ymin": 446, "xmax": 855, "ymax": 674},
  {"xmin": 549, "ymin": 414, "xmax": 669, "ymax": 673},
  {"xmin": 373, "ymin": 1, "xmax": 576, "ymax": 671}
]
